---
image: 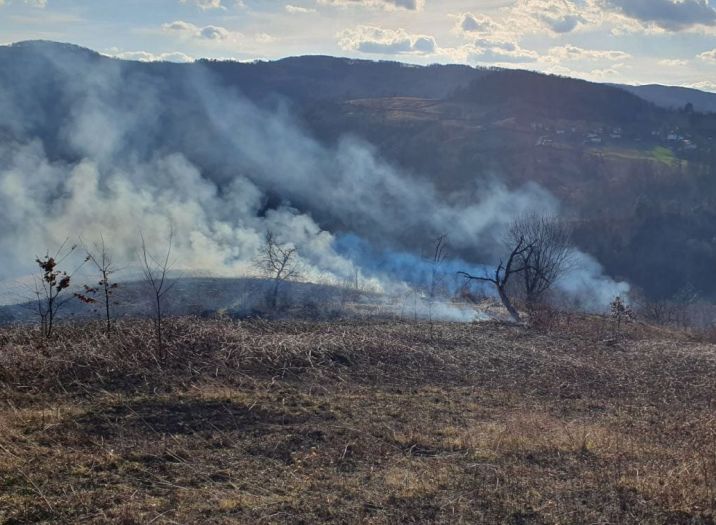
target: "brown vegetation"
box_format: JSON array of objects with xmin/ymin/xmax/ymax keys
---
[{"xmin": 0, "ymin": 317, "xmax": 714, "ymax": 523}]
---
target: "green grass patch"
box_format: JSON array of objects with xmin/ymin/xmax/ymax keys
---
[{"xmin": 652, "ymin": 146, "xmax": 676, "ymax": 164}]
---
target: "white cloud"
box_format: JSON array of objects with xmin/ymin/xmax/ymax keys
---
[
  {"xmin": 449, "ymin": 4, "xmax": 636, "ymax": 68},
  {"xmin": 506, "ymin": 0, "xmax": 595, "ymax": 35},
  {"xmin": 339, "ymin": 26, "xmax": 436, "ymax": 54},
  {"xmin": 493, "ymin": 0, "xmax": 667, "ymax": 37},
  {"xmin": 0, "ymin": 0, "xmax": 48, "ymax": 6},
  {"xmin": 698, "ymin": 49, "xmax": 716, "ymax": 62},
  {"xmin": 200, "ymin": 25, "xmax": 231, "ymax": 40},
  {"xmin": 455, "ymin": 12, "xmax": 500, "ymax": 34},
  {"xmin": 547, "ymin": 44, "xmax": 631, "ymax": 62},
  {"xmin": 435, "ymin": 39, "xmax": 539, "ymax": 65},
  {"xmin": 162, "ymin": 20, "xmax": 241, "ymax": 41},
  {"xmin": 466, "ymin": 39, "xmax": 539, "ymax": 64},
  {"xmin": 319, "ymin": 0, "xmax": 424, "ymax": 11},
  {"xmin": 586, "ymin": 67, "xmax": 621, "ymax": 79},
  {"xmin": 540, "ymin": 63, "xmax": 624, "ymax": 82},
  {"xmin": 180, "ymin": 0, "xmax": 226, "ymax": 10},
  {"xmin": 658, "ymin": 58, "xmax": 688, "ymax": 66},
  {"xmin": 286, "ymin": 4, "xmax": 317, "ymax": 13},
  {"xmin": 104, "ymin": 49, "xmax": 195, "ymax": 63},
  {"xmin": 686, "ymin": 80, "xmax": 716, "ymax": 92},
  {"xmin": 450, "ymin": 2, "xmax": 611, "ymax": 45},
  {"xmin": 163, "ymin": 20, "xmax": 197, "ymax": 33},
  {"xmin": 255, "ymin": 33, "xmax": 275, "ymax": 44}
]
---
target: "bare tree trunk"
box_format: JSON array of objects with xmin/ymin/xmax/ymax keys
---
[
  {"xmin": 47, "ymin": 293, "xmax": 56, "ymax": 338},
  {"xmin": 104, "ymin": 278, "xmax": 111, "ymax": 335},
  {"xmin": 80, "ymin": 236, "xmax": 118, "ymax": 337},
  {"xmin": 498, "ymin": 286, "xmax": 522, "ymax": 323},
  {"xmin": 459, "ymin": 235, "xmax": 532, "ymax": 325},
  {"xmin": 271, "ymin": 279, "xmax": 280, "ymax": 309},
  {"xmin": 155, "ymin": 293, "xmax": 163, "ymax": 356}
]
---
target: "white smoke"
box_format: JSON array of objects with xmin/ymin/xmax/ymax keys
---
[{"xmin": 0, "ymin": 43, "xmax": 628, "ymax": 316}]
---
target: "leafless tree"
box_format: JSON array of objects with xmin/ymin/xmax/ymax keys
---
[
  {"xmin": 139, "ymin": 230, "xmax": 176, "ymax": 357},
  {"xmin": 642, "ymin": 300, "xmax": 676, "ymax": 326},
  {"xmin": 459, "ymin": 236, "xmax": 534, "ymax": 323},
  {"xmin": 33, "ymin": 241, "xmax": 78, "ymax": 338},
  {"xmin": 75, "ymin": 235, "xmax": 119, "ymax": 336},
  {"xmin": 508, "ymin": 214, "xmax": 573, "ymax": 311},
  {"xmin": 256, "ymin": 231, "xmax": 301, "ymax": 310},
  {"xmin": 631, "ymin": 289, "xmax": 676, "ymax": 326},
  {"xmin": 610, "ymin": 295, "xmax": 634, "ymax": 341}
]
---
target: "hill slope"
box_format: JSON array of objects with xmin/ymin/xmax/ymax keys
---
[
  {"xmin": 305, "ymin": 71, "xmax": 716, "ymax": 299},
  {"xmin": 617, "ymin": 83, "xmax": 716, "ymax": 113}
]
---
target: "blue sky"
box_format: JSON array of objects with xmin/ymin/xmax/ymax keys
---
[{"xmin": 2, "ymin": 0, "xmax": 716, "ymax": 91}]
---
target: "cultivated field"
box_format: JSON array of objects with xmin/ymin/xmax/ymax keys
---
[{"xmin": 0, "ymin": 317, "xmax": 714, "ymax": 523}]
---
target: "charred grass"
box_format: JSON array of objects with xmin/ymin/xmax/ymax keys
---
[{"xmin": 0, "ymin": 317, "xmax": 715, "ymax": 523}]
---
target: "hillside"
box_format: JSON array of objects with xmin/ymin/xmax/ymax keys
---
[
  {"xmin": 304, "ymin": 72, "xmax": 716, "ymax": 299},
  {"xmin": 1, "ymin": 316, "xmax": 714, "ymax": 523},
  {"xmin": 201, "ymin": 54, "xmax": 488, "ymax": 102},
  {"xmin": 454, "ymin": 70, "xmax": 663, "ymax": 124},
  {"xmin": 617, "ymin": 84, "xmax": 716, "ymax": 114},
  {"xmin": 3, "ymin": 41, "xmax": 716, "ymax": 300}
]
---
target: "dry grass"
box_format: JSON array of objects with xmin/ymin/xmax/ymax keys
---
[{"xmin": 0, "ymin": 317, "xmax": 715, "ymax": 524}]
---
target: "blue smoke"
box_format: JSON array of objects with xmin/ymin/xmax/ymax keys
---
[{"xmin": 334, "ymin": 233, "xmax": 493, "ymax": 295}]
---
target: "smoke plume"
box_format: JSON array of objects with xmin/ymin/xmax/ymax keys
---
[{"xmin": 0, "ymin": 41, "xmax": 628, "ymax": 316}]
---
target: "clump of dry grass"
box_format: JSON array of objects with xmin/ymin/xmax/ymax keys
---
[{"xmin": 0, "ymin": 317, "xmax": 715, "ymax": 523}]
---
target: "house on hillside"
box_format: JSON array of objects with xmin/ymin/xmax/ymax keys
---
[
  {"xmin": 586, "ymin": 133, "xmax": 602, "ymax": 144},
  {"xmin": 667, "ymin": 132, "xmax": 683, "ymax": 142}
]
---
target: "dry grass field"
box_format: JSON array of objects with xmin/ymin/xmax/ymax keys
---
[{"xmin": 0, "ymin": 316, "xmax": 715, "ymax": 524}]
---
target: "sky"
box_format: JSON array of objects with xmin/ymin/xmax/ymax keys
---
[{"xmin": 2, "ymin": 0, "xmax": 716, "ymax": 91}]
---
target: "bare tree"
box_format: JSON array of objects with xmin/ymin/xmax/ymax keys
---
[
  {"xmin": 508, "ymin": 214, "xmax": 573, "ymax": 311},
  {"xmin": 139, "ymin": 231, "xmax": 176, "ymax": 357},
  {"xmin": 33, "ymin": 242, "xmax": 78, "ymax": 338},
  {"xmin": 256, "ymin": 231, "xmax": 301, "ymax": 310},
  {"xmin": 75, "ymin": 235, "xmax": 119, "ymax": 336},
  {"xmin": 459, "ymin": 236, "xmax": 533, "ymax": 323},
  {"xmin": 631, "ymin": 289, "xmax": 676, "ymax": 326},
  {"xmin": 610, "ymin": 295, "xmax": 634, "ymax": 341}
]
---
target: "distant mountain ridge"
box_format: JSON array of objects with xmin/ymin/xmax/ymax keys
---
[
  {"xmin": 5, "ymin": 40, "xmax": 716, "ymax": 111},
  {"xmin": 201, "ymin": 54, "xmax": 489, "ymax": 102},
  {"xmin": 615, "ymin": 84, "xmax": 716, "ymax": 114}
]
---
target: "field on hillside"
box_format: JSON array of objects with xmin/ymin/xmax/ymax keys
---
[{"xmin": 1, "ymin": 317, "xmax": 715, "ymax": 524}]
